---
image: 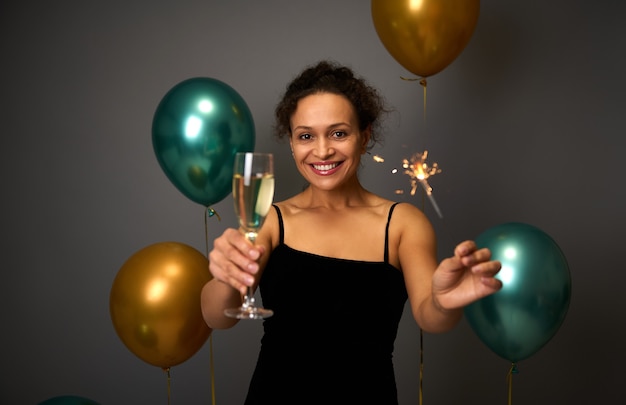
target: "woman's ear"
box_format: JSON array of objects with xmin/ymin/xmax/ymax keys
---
[{"xmin": 361, "ymin": 126, "xmax": 372, "ymax": 153}]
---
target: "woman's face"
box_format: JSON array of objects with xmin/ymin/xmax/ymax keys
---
[{"xmin": 289, "ymin": 92, "xmax": 370, "ymax": 190}]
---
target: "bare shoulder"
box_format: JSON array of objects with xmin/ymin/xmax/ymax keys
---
[
  {"xmin": 389, "ymin": 202, "xmax": 436, "ymax": 244},
  {"xmin": 257, "ymin": 204, "xmax": 281, "ymax": 250},
  {"xmin": 391, "ymin": 202, "xmax": 432, "ymax": 224},
  {"xmin": 378, "ymin": 202, "xmax": 435, "ymax": 270},
  {"xmin": 272, "ymin": 197, "xmax": 302, "ymax": 215}
]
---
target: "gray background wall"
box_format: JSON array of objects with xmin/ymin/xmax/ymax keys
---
[{"xmin": 2, "ymin": 1, "xmax": 624, "ymax": 404}]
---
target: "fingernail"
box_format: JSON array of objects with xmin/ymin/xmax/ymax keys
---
[{"xmin": 247, "ymin": 263, "xmax": 258, "ymax": 274}]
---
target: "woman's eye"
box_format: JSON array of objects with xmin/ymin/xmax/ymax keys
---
[
  {"xmin": 298, "ymin": 133, "xmax": 311, "ymax": 140},
  {"xmin": 332, "ymin": 131, "xmax": 346, "ymax": 138}
]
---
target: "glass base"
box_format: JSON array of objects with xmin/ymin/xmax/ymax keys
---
[{"xmin": 224, "ymin": 305, "xmax": 274, "ymax": 320}]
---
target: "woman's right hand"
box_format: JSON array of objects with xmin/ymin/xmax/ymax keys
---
[{"xmin": 208, "ymin": 228, "xmax": 266, "ymax": 295}]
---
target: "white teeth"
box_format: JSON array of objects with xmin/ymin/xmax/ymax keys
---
[{"xmin": 313, "ymin": 163, "xmax": 338, "ymax": 171}]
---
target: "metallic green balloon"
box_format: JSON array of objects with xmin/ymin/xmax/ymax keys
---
[
  {"xmin": 152, "ymin": 77, "xmax": 255, "ymax": 206},
  {"xmin": 464, "ymin": 222, "xmax": 571, "ymax": 362}
]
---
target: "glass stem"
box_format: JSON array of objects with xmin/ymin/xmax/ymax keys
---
[
  {"xmin": 242, "ymin": 286, "xmax": 255, "ymax": 309},
  {"xmin": 242, "ymin": 231, "xmax": 258, "ymax": 309}
]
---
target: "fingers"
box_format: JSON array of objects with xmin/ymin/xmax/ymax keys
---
[
  {"xmin": 479, "ymin": 274, "xmax": 503, "ymax": 291},
  {"xmin": 454, "ymin": 240, "xmax": 476, "ymax": 257},
  {"xmin": 433, "ymin": 241, "xmax": 503, "ymax": 309},
  {"xmin": 457, "ymin": 240, "xmax": 502, "ymax": 291},
  {"xmin": 209, "ymin": 253, "xmax": 253, "ymax": 296},
  {"xmin": 208, "ymin": 228, "xmax": 263, "ymax": 295},
  {"xmin": 449, "ymin": 241, "xmax": 502, "ymax": 287},
  {"xmin": 471, "ymin": 259, "xmax": 502, "ymax": 278},
  {"xmin": 455, "ymin": 240, "xmax": 495, "ymax": 267}
]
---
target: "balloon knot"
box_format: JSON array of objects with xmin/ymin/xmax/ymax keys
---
[{"xmin": 206, "ymin": 208, "xmax": 221, "ymax": 221}]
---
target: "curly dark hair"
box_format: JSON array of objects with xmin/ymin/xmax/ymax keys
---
[{"xmin": 273, "ymin": 60, "xmax": 389, "ymax": 151}]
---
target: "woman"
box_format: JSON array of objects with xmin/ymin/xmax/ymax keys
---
[{"xmin": 201, "ymin": 60, "xmax": 502, "ymax": 404}]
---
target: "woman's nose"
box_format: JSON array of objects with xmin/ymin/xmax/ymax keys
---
[{"xmin": 314, "ymin": 138, "xmax": 334, "ymax": 159}]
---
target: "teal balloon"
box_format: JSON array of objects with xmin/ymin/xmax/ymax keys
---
[
  {"xmin": 464, "ymin": 222, "xmax": 571, "ymax": 362},
  {"xmin": 152, "ymin": 77, "xmax": 255, "ymax": 206},
  {"xmin": 39, "ymin": 396, "xmax": 100, "ymax": 405}
]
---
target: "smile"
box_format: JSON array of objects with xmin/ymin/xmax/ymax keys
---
[{"xmin": 312, "ymin": 163, "xmax": 339, "ymax": 171}]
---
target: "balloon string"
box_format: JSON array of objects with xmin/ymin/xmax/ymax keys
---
[
  {"xmin": 506, "ymin": 363, "xmax": 518, "ymax": 405},
  {"xmin": 210, "ymin": 334, "xmax": 216, "ymax": 404},
  {"xmin": 419, "ymin": 328, "xmax": 424, "ymax": 405},
  {"xmin": 399, "ymin": 76, "xmax": 428, "ymax": 149},
  {"xmin": 420, "ymin": 78, "xmax": 427, "ymax": 144},
  {"xmin": 400, "ymin": 75, "xmax": 429, "ymax": 405},
  {"xmin": 204, "ymin": 207, "xmax": 221, "ymax": 256},
  {"xmin": 418, "ymin": 80, "xmax": 427, "ymax": 403},
  {"xmin": 163, "ymin": 367, "xmax": 171, "ymax": 405},
  {"xmin": 204, "ymin": 206, "xmax": 220, "ymax": 404}
]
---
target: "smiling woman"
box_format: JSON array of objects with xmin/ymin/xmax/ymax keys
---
[
  {"xmin": 199, "ymin": 60, "xmax": 503, "ymax": 404},
  {"xmin": 289, "ymin": 93, "xmax": 367, "ymax": 188}
]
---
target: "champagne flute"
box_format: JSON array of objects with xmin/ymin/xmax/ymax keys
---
[{"xmin": 224, "ymin": 152, "xmax": 275, "ymax": 319}]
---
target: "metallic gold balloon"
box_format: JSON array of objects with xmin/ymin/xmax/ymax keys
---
[
  {"xmin": 371, "ymin": 0, "xmax": 480, "ymax": 78},
  {"xmin": 110, "ymin": 242, "xmax": 213, "ymax": 368}
]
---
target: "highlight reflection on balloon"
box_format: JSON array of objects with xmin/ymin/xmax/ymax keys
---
[
  {"xmin": 152, "ymin": 77, "xmax": 255, "ymax": 207},
  {"xmin": 110, "ymin": 242, "xmax": 213, "ymax": 368},
  {"xmin": 464, "ymin": 222, "xmax": 571, "ymax": 362},
  {"xmin": 371, "ymin": 0, "xmax": 480, "ymax": 78}
]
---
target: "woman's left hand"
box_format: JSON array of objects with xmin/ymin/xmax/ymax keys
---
[{"xmin": 432, "ymin": 240, "xmax": 502, "ymax": 311}]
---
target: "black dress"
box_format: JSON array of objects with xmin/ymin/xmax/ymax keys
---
[{"xmin": 244, "ymin": 203, "xmax": 408, "ymax": 405}]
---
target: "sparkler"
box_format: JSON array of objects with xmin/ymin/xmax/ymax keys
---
[
  {"xmin": 373, "ymin": 150, "xmax": 443, "ymax": 218},
  {"xmin": 402, "ymin": 150, "xmax": 443, "ymax": 218}
]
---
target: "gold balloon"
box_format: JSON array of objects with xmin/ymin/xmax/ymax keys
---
[
  {"xmin": 371, "ymin": 0, "xmax": 480, "ymax": 78},
  {"xmin": 110, "ymin": 242, "xmax": 213, "ymax": 368}
]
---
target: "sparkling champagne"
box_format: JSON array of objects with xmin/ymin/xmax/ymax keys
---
[{"xmin": 233, "ymin": 173, "xmax": 275, "ymax": 233}]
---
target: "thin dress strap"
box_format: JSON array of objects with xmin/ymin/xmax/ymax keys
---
[
  {"xmin": 384, "ymin": 202, "xmax": 400, "ymax": 264},
  {"xmin": 273, "ymin": 204, "xmax": 284, "ymax": 244}
]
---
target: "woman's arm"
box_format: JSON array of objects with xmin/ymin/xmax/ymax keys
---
[
  {"xmin": 200, "ymin": 208, "xmax": 278, "ymax": 329},
  {"xmin": 397, "ymin": 204, "xmax": 502, "ymax": 333}
]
